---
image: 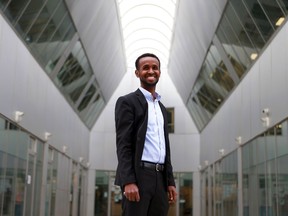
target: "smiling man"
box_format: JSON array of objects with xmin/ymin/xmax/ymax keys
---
[{"xmin": 115, "ymin": 53, "xmax": 177, "ymax": 216}]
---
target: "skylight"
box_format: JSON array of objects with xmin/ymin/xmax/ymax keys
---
[{"xmin": 117, "ymin": 0, "xmax": 178, "ymax": 69}]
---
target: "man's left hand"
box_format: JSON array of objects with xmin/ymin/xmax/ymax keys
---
[{"xmin": 167, "ymin": 186, "xmax": 177, "ymax": 204}]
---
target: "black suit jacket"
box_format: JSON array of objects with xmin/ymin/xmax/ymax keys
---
[{"xmin": 114, "ymin": 89, "xmax": 175, "ymax": 189}]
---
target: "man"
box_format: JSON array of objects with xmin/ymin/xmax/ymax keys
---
[{"xmin": 115, "ymin": 53, "xmax": 177, "ymax": 216}]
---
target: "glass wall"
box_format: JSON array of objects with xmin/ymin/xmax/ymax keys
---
[
  {"xmin": 0, "ymin": 114, "xmax": 88, "ymax": 215},
  {"xmin": 187, "ymin": 0, "xmax": 288, "ymax": 131},
  {"xmin": 0, "ymin": 0, "xmax": 105, "ymax": 129},
  {"xmin": 200, "ymin": 119, "xmax": 288, "ymax": 216},
  {"xmin": 0, "ymin": 115, "xmax": 43, "ymax": 215},
  {"xmin": 242, "ymin": 121, "xmax": 288, "ymax": 216}
]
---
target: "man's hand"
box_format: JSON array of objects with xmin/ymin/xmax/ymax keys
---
[
  {"xmin": 123, "ymin": 183, "xmax": 140, "ymax": 202},
  {"xmin": 168, "ymin": 186, "xmax": 177, "ymax": 204}
]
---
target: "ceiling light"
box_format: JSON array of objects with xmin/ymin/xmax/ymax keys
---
[
  {"xmin": 250, "ymin": 53, "xmax": 258, "ymax": 60},
  {"xmin": 276, "ymin": 17, "xmax": 285, "ymax": 26},
  {"xmin": 117, "ymin": 0, "xmax": 178, "ymax": 69}
]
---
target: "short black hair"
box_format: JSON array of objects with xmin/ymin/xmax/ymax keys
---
[{"xmin": 135, "ymin": 53, "xmax": 161, "ymax": 70}]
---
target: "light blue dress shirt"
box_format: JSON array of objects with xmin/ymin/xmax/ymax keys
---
[{"xmin": 139, "ymin": 87, "xmax": 166, "ymax": 164}]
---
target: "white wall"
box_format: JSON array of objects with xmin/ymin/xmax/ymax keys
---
[
  {"xmin": 90, "ymin": 66, "xmax": 200, "ymax": 172},
  {"xmin": 0, "ymin": 14, "xmax": 90, "ymax": 161},
  {"xmin": 200, "ymin": 21, "xmax": 288, "ymax": 166}
]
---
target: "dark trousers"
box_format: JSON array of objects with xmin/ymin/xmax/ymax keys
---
[{"xmin": 122, "ymin": 167, "xmax": 169, "ymax": 216}]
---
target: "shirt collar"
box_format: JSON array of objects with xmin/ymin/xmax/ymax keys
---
[{"xmin": 139, "ymin": 87, "xmax": 161, "ymax": 101}]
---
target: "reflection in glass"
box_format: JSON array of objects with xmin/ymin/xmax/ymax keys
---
[
  {"xmin": 78, "ymin": 85, "xmax": 96, "ymax": 112},
  {"xmin": 214, "ymin": 152, "xmax": 238, "ymax": 216},
  {"xmin": 95, "ymin": 171, "xmax": 109, "ymax": 216},
  {"xmin": 196, "ymin": 81, "xmax": 223, "ymax": 115},
  {"xmin": 178, "ymin": 173, "xmax": 193, "ymax": 215}
]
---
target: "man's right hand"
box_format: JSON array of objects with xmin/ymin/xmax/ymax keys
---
[{"xmin": 123, "ymin": 183, "xmax": 140, "ymax": 202}]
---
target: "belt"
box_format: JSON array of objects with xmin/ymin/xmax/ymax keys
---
[{"xmin": 140, "ymin": 161, "xmax": 165, "ymax": 172}]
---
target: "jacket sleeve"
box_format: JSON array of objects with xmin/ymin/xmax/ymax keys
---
[{"xmin": 115, "ymin": 96, "xmax": 137, "ymax": 187}]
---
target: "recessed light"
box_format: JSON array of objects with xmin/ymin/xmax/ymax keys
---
[
  {"xmin": 250, "ymin": 53, "xmax": 258, "ymax": 60},
  {"xmin": 276, "ymin": 17, "xmax": 285, "ymax": 26}
]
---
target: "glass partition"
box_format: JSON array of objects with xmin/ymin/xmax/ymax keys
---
[
  {"xmin": 242, "ymin": 120, "xmax": 288, "ymax": 216},
  {"xmin": 199, "ymin": 119, "xmax": 288, "ymax": 216},
  {"xmin": 0, "ymin": 115, "xmax": 43, "ymax": 215}
]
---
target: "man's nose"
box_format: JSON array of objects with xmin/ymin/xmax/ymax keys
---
[{"xmin": 148, "ymin": 68, "xmax": 154, "ymax": 73}]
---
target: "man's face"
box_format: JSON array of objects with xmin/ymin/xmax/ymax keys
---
[{"xmin": 135, "ymin": 56, "xmax": 161, "ymax": 89}]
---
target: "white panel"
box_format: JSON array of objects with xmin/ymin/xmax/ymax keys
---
[
  {"xmin": 239, "ymin": 72, "xmax": 253, "ymax": 142},
  {"xmin": 270, "ymin": 24, "xmax": 288, "ymax": 121},
  {"xmin": 248, "ymin": 63, "xmax": 262, "ymax": 137},
  {"xmin": 169, "ymin": 134, "xmax": 200, "ymax": 171}
]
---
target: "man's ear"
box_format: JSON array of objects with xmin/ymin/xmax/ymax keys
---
[{"xmin": 135, "ymin": 70, "xmax": 139, "ymax": 77}]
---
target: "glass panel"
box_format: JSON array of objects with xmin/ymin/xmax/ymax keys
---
[
  {"xmin": 242, "ymin": 119, "xmax": 288, "ymax": 216},
  {"xmin": 278, "ymin": 0, "xmax": 288, "ymax": 15},
  {"xmin": 0, "ymin": 0, "xmax": 10, "ymax": 11},
  {"xmin": 1, "ymin": 154, "xmax": 13, "ymax": 216},
  {"xmin": 217, "ymin": 8, "xmax": 249, "ymax": 79},
  {"xmin": 3, "ymin": 0, "xmax": 31, "ymax": 25},
  {"xmin": 200, "ymin": 169, "xmax": 209, "ymax": 216},
  {"xmin": 230, "ymin": 0, "xmax": 265, "ymax": 49},
  {"xmin": 258, "ymin": 0, "xmax": 286, "ymax": 29},
  {"xmin": 29, "ymin": 2, "xmax": 75, "ymax": 71},
  {"xmin": 205, "ymin": 45, "xmax": 235, "ymax": 93},
  {"xmin": 95, "ymin": 171, "xmax": 109, "ymax": 216},
  {"xmin": 24, "ymin": 154, "xmax": 35, "ymax": 216},
  {"xmin": 45, "ymin": 149, "xmax": 58, "ymax": 216},
  {"xmin": 84, "ymin": 97, "xmax": 105, "ymax": 129},
  {"xmin": 56, "ymin": 41, "xmax": 95, "ymax": 112},
  {"xmin": 15, "ymin": 158, "xmax": 26, "ymax": 216},
  {"xmin": 195, "ymin": 80, "xmax": 223, "ymax": 115},
  {"xmin": 33, "ymin": 141, "xmax": 43, "ymax": 215},
  {"xmin": 16, "ymin": 0, "xmax": 52, "ymax": 39},
  {"xmin": 187, "ymin": 95, "xmax": 209, "ymax": 130},
  {"xmin": 0, "ymin": 116, "xmax": 44, "ymax": 216},
  {"xmin": 223, "ymin": 152, "xmax": 238, "ymax": 215},
  {"xmin": 77, "ymin": 168, "xmax": 82, "ymax": 216},
  {"xmin": 77, "ymin": 84, "xmax": 96, "ymax": 112},
  {"xmin": 276, "ymin": 155, "xmax": 288, "ymax": 216},
  {"xmin": 69, "ymin": 162, "xmax": 77, "ymax": 216},
  {"xmin": 179, "ymin": 173, "xmax": 193, "ymax": 215},
  {"xmin": 243, "ymin": 0, "xmax": 274, "ymax": 42}
]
